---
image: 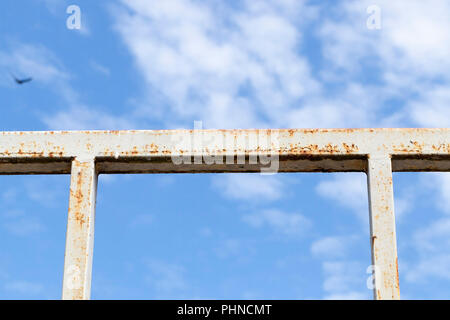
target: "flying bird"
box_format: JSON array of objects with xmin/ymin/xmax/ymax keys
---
[{"xmin": 10, "ymin": 73, "xmax": 33, "ymax": 85}]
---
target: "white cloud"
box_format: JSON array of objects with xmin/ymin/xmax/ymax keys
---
[
  {"xmin": 242, "ymin": 209, "xmax": 311, "ymax": 236},
  {"xmin": 380, "ymin": 0, "xmax": 450, "ymax": 78},
  {"xmin": 25, "ymin": 179, "xmax": 61, "ymax": 207},
  {"xmin": 321, "ymin": 261, "xmax": 370, "ymax": 300},
  {"xmin": 98, "ymin": 174, "xmax": 117, "ymax": 185},
  {"xmin": 43, "ymin": 104, "xmax": 137, "ymax": 130},
  {"xmin": 212, "ymin": 174, "xmax": 284, "ymax": 202},
  {"xmin": 310, "ymin": 234, "xmax": 371, "ymax": 299},
  {"xmin": 409, "ymin": 87, "xmax": 450, "ymax": 128},
  {"xmin": 315, "ymin": 173, "xmax": 368, "ymax": 221},
  {"xmin": 4, "ymin": 280, "xmax": 44, "ymax": 295},
  {"xmin": 319, "ymin": 0, "xmax": 450, "ymax": 128},
  {"xmin": 316, "ymin": 173, "xmax": 413, "ymax": 222},
  {"xmin": 38, "ymin": 0, "xmax": 68, "ymax": 15},
  {"xmin": 214, "ymin": 238, "xmax": 242, "ymax": 259},
  {"xmin": 112, "ymin": 0, "xmax": 322, "ymax": 129},
  {"xmin": 77, "ymin": 10, "xmax": 91, "ymax": 36},
  {"xmin": 144, "ymin": 260, "xmax": 187, "ymax": 296},
  {"xmin": 420, "ymin": 173, "xmax": 450, "ymax": 214},
  {"xmin": 3, "ymin": 218, "xmax": 45, "ymax": 236},
  {"xmin": 393, "ymin": 193, "xmax": 413, "ymax": 221},
  {"xmin": 404, "ymin": 218, "xmax": 450, "ymax": 283},
  {"xmin": 311, "ymin": 236, "xmax": 357, "ymax": 259},
  {"xmin": 405, "ymin": 254, "xmax": 450, "ymax": 283},
  {"xmin": 129, "ymin": 214, "xmax": 154, "ymax": 228},
  {"xmin": 320, "ymin": 0, "xmax": 450, "ymax": 82},
  {"xmin": 90, "ymin": 60, "xmax": 111, "ymax": 76},
  {"xmin": 284, "ymin": 100, "xmax": 370, "ymax": 129},
  {"xmin": 412, "ymin": 218, "xmax": 450, "ymax": 253}
]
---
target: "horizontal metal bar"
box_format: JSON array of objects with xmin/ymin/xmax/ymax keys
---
[
  {"xmin": 0, "ymin": 129, "xmax": 448, "ymax": 174},
  {"xmin": 1, "ymin": 128, "xmax": 447, "ymax": 301}
]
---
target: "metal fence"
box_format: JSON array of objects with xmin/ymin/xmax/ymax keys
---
[{"xmin": 1, "ymin": 128, "xmax": 449, "ymax": 300}]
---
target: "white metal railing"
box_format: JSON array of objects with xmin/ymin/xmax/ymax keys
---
[{"xmin": 1, "ymin": 128, "xmax": 449, "ymax": 300}]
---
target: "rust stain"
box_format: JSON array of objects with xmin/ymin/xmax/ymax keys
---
[
  {"xmin": 69, "ymin": 161, "xmax": 93, "ymax": 229},
  {"xmin": 73, "ymin": 171, "xmax": 86, "ymax": 228},
  {"xmin": 431, "ymin": 143, "xmax": 450, "ymax": 153},
  {"xmin": 1, "ymin": 128, "xmax": 449, "ymax": 301},
  {"xmin": 342, "ymin": 143, "xmax": 359, "ymax": 153},
  {"xmin": 393, "ymin": 140, "xmax": 424, "ymax": 153},
  {"xmin": 395, "ymin": 257, "xmax": 400, "ymax": 289}
]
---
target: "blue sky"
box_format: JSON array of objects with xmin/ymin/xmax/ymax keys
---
[{"xmin": 0, "ymin": 0, "xmax": 449, "ymax": 299}]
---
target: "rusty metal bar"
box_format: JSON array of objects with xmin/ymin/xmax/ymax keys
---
[
  {"xmin": 0, "ymin": 128, "xmax": 448, "ymax": 300},
  {"xmin": 367, "ymin": 154, "xmax": 400, "ymax": 300},
  {"xmin": 0, "ymin": 129, "xmax": 449, "ymax": 174},
  {"xmin": 62, "ymin": 158, "xmax": 97, "ymax": 300}
]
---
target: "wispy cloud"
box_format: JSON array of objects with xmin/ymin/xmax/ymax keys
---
[
  {"xmin": 112, "ymin": 0, "xmax": 321, "ymax": 129},
  {"xmin": 89, "ymin": 60, "xmax": 111, "ymax": 76},
  {"xmin": 43, "ymin": 104, "xmax": 137, "ymax": 130},
  {"xmin": 212, "ymin": 174, "xmax": 285, "ymax": 202},
  {"xmin": 321, "ymin": 261, "xmax": 370, "ymax": 300},
  {"xmin": 316, "ymin": 172, "xmax": 413, "ymax": 223},
  {"xmin": 319, "ymin": 0, "xmax": 450, "ymax": 128},
  {"xmin": 25, "ymin": 180, "xmax": 61, "ymax": 208},
  {"xmin": 409, "ymin": 87, "xmax": 450, "ymax": 128},
  {"xmin": 128, "ymin": 213, "xmax": 154, "ymax": 228},
  {"xmin": 4, "ymin": 280, "xmax": 44, "ymax": 295},
  {"xmin": 214, "ymin": 238, "xmax": 243, "ymax": 259},
  {"xmin": 111, "ymin": 0, "xmax": 450, "ymax": 131},
  {"xmin": 144, "ymin": 260, "xmax": 188, "ymax": 298},
  {"xmin": 311, "ymin": 235, "xmax": 358, "ymax": 259},
  {"xmin": 111, "ymin": 0, "xmax": 450, "ymax": 222},
  {"xmin": 405, "ymin": 218, "xmax": 450, "ymax": 283},
  {"xmin": 3, "ymin": 217, "xmax": 45, "ymax": 236},
  {"xmin": 38, "ymin": 0, "xmax": 69, "ymax": 15},
  {"xmin": 310, "ymin": 232, "xmax": 372, "ymax": 299},
  {"xmin": 315, "ymin": 173, "xmax": 368, "ymax": 221},
  {"xmin": 242, "ymin": 209, "xmax": 311, "ymax": 236}
]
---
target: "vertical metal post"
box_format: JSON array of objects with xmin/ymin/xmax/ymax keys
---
[
  {"xmin": 62, "ymin": 158, "xmax": 98, "ymax": 300},
  {"xmin": 367, "ymin": 154, "xmax": 400, "ymax": 300}
]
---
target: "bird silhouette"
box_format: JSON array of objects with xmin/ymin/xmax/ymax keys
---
[{"xmin": 10, "ymin": 73, "xmax": 32, "ymax": 85}]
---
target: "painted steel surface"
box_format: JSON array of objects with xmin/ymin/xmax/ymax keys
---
[{"xmin": 1, "ymin": 128, "xmax": 449, "ymax": 299}]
